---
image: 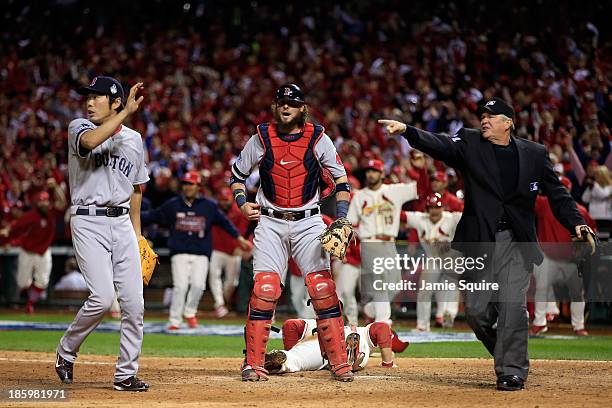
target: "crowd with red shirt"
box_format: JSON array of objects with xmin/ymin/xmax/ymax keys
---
[{"xmin": 0, "ymin": 2, "xmax": 610, "ymax": 317}]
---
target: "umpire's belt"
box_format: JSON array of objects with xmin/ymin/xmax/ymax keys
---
[
  {"xmin": 261, "ymin": 207, "xmax": 319, "ymax": 221},
  {"xmin": 74, "ymin": 206, "xmax": 129, "ymax": 217}
]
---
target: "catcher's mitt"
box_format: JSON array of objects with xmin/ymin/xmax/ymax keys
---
[
  {"xmin": 138, "ymin": 236, "xmax": 159, "ymax": 286},
  {"xmin": 319, "ymin": 217, "xmax": 355, "ymax": 259}
]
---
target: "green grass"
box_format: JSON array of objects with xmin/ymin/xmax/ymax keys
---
[
  {"xmin": 408, "ymin": 338, "xmax": 612, "ymax": 360},
  {"xmin": 0, "ymin": 330, "xmax": 283, "ymax": 357},
  {"xmin": 0, "ymin": 313, "xmax": 244, "ymax": 326},
  {"xmin": 0, "ymin": 329, "xmax": 610, "ymax": 360}
]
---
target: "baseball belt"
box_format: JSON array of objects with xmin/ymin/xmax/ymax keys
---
[
  {"xmin": 75, "ymin": 206, "xmax": 129, "ymax": 217},
  {"xmin": 260, "ymin": 207, "xmax": 319, "ymax": 221}
]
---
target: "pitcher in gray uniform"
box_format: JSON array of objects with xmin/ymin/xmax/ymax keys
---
[{"xmin": 55, "ymin": 76, "xmax": 150, "ymax": 391}]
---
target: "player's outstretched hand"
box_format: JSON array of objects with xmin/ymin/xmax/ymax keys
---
[
  {"xmin": 125, "ymin": 82, "xmax": 145, "ymax": 115},
  {"xmin": 240, "ymin": 202, "xmax": 261, "ymax": 221},
  {"xmin": 378, "ymin": 119, "xmax": 407, "ymax": 136}
]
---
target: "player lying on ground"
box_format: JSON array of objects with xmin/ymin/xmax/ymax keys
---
[{"xmin": 264, "ymin": 318, "xmax": 409, "ymax": 374}]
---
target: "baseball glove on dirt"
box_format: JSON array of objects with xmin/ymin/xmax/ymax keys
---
[
  {"xmin": 319, "ymin": 217, "xmax": 355, "ymax": 259},
  {"xmin": 138, "ymin": 236, "xmax": 159, "ymax": 286}
]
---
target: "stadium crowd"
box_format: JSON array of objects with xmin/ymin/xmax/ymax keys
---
[{"xmin": 0, "ymin": 1, "xmax": 610, "ymax": 320}]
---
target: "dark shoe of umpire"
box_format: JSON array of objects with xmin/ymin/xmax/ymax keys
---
[
  {"xmin": 113, "ymin": 376, "xmax": 150, "ymax": 391},
  {"xmin": 497, "ymin": 375, "xmax": 525, "ymax": 391}
]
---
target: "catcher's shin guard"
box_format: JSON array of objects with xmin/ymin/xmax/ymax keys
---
[
  {"xmin": 243, "ymin": 272, "xmax": 282, "ymax": 381},
  {"xmin": 305, "ymin": 271, "xmax": 353, "ymax": 381}
]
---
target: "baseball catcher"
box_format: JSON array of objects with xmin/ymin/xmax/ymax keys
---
[{"xmin": 230, "ymin": 83, "xmax": 354, "ymax": 382}]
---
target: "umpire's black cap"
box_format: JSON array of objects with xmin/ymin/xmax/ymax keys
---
[
  {"xmin": 77, "ymin": 76, "xmax": 125, "ymax": 104},
  {"xmin": 275, "ymin": 83, "xmax": 306, "ymax": 104},
  {"xmin": 477, "ymin": 97, "xmax": 515, "ymax": 120}
]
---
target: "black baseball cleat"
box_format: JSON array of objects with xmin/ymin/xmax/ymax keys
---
[
  {"xmin": 113, "ymin": 376, "xmax": 150, "ymax": 392},
  {"xmin": 55, "ymin": 353, "xmax": 74, "ymax": 384},
  {"xmin": 346, "ymin": 333, "xmax": 364, "ymax": 371},
  {"xmin": 496, "ymin": 375, "xmax": 525, "ymax": 391}
]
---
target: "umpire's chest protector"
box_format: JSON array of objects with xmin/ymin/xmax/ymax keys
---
[{"xmin": 257, "ymin": 122, "xmax": 324, "ymax": 208}]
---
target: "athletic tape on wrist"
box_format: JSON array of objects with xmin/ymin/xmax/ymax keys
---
[{"xmin": 233, "ymin": 189, "xmax": 247, "ymax": 207}]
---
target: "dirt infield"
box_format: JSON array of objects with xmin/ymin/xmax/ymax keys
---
[{"xmin": 0, "ymin": 352, "xmax": 611, "ymax": 407}]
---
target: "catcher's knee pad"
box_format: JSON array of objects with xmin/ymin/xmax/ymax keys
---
[
  {"xmin": 369, "ymin": 322, "xmax": 393, "ymax": 349},
  {"xmin": 305, "ymin": 271, "xmax": 341, "ymax": 316},
  {"xmin": 282, "ymin": 319, "xmax": 307, "ymax": 351},
  {"xmin": 245, "ymin": 272, "xmax": 282, "ymax": 370},
  {"xmin": 305, "ymin": 271, "xmax": 350, "ymax": 375},
  {"xmin": 249, "ymin": 272, "xmax": 282, "ymax": 318}
]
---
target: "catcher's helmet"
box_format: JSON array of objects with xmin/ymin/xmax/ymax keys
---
[{"xmin": 275, "ymin": 83, "xmax": 305, "ymax": 104}]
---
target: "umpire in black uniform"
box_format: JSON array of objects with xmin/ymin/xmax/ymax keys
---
[{"xmin": 379, "ymin": 98, "xmax": 596, "ymax": 391}]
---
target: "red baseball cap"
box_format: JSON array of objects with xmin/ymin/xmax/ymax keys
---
[
  {"xmin": 559, "ymin": 176, "xmax": 572, "ymax": 189},
  {"xmin": 430, "ymin": 171, "xmax": 448, "ymax": 183},
  {"xmin": 365, "ymin": 159, "xmax": 384, "ymax": 173},
  {"xmin": 219, "ymin": 187, "xmax": 233, "ymax": 201},
  {"xmin": 38, "ymin": 191, "xmax": 50, "ymax": 201},
  {"xmin": 391, "ymin": 330, "xmax": 409, "ymax": 353},
  {"xmin": 181, "ymin": 170, "xmax": 201, "ymax": 185},
  {"xmin": 426, "ymin": 193, "xmax": 444, "ymax": 208}
]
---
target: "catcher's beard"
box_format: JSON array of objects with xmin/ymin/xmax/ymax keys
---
[{"xmin": 272, "ymin": 106, "xmax": 307, "ymax": 134}]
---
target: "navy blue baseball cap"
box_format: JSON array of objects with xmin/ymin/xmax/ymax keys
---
[
  {"xmin": 77, "ymin": 76, "xmax": 125, "ymax": 104},
  {"xmin": 275, "ymin": 83, "xmax": 305, "ymax": 103},
  {"xmin": 477, "ymin": 97, "xmax": 515, "ymax": 120}
]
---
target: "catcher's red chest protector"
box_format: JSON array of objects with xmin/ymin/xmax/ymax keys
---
[{"xmin": 257, "ymin": 122, "xmax": 324, "ymax": 208}]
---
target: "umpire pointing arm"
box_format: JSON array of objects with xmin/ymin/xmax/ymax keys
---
[{"xmin": 379, "ymin": 97, "xmax": 596, "ymax": 391}]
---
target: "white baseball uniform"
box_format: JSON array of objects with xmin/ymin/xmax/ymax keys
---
[
  {"xmin": 58, "ymin": 118, "xmax": 149, "ymax": 382},
  {"xmin": 404, "ymin": 211, "xmax": 462, "ymax": 331},
  {"xmin": 533, "ymin": 255, "xmax": 585, "ymax": 330},
  {"xmin": 275, "ymin": 319, "xmax": 375, "ymax": 373},
  {"xmin": 16, "ymin": 248, "xmax": 52, "ymax": 290},
  {"xmin": 347, "ymin": 183, "xmax": 417, "ymax": 324}
]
